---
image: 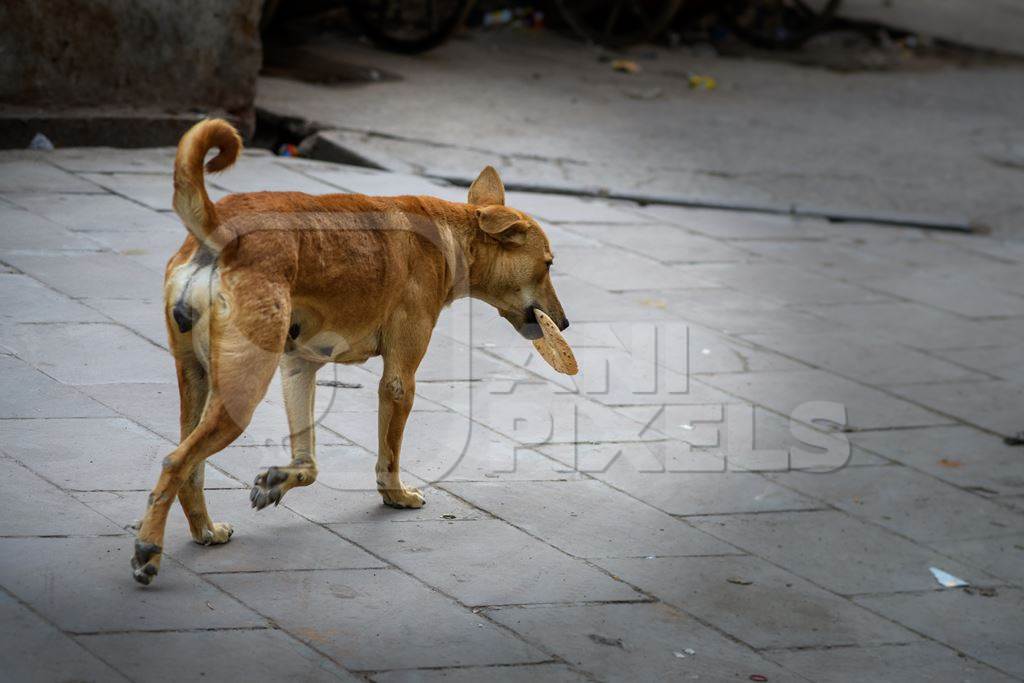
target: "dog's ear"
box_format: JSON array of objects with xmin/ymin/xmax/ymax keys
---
[
  {"xmin": 476, "ymin": 205, "xmax": 527, "ymax": 246},
  {"xmin": 468, "ymin": 166, "xmax": 505, "ymax": 206}
]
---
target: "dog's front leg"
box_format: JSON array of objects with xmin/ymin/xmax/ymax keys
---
[
  {"xmin": 376, "ymin": 342, "xmax": 427, "ymax": 509},
  {"xmin": 251, "ymin": 354, "xmax": 324, "ymax": 510}
]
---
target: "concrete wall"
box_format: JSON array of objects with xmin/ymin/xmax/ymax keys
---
[
  {"xmin": 840, "ymin": 0, "xmax": 1024, "ymax": 56},
  {"xmin": 0, "ymin": 0, "xmax": 262, "ymax": 119}
]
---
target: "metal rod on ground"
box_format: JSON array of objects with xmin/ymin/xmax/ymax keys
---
[{"xmin": 430, "ymin": 174, "xmax": 976, "ymax": 233}]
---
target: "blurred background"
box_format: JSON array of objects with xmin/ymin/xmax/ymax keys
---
[{"xmin": 3, "ymin": 0, "xmax": 1023, "ymax": 235}]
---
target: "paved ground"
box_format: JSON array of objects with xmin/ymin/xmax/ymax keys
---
[
  {"xmin": 258, "ymin": 30, "xmax": 1024, "ymax": 238},
  {"xmin": 1, "ymin": 146, "xmax": 1023, "ymax": 682}
]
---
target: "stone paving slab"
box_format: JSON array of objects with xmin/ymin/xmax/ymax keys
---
[
  {"xmin": 77, "ymin": 628, "xmax": 359, "ymax": 682},
  {"xmin": 544, "ymin": 272, "xmax": 680, "ymax": 324},
  {"xmin": 936, "ymin": 343, "xmax": 1024, "ymax": 380},
  {"xmin": 205, "ymin": 158, "xmax": 345, "ymax": 195},
  {"xmin": 3, "ymin": 148, "xmax": 1024, "ymax": 681},
  {"xmin": 0, "ymin": 160, "xmax": 103, "ymax": 193},
  {"xmin": 0, "ymin": 457, "xmax": 124, "ymax": 536},
  {"xmin": 764, "ymin": 642, "xmax": 1017, "ymax": 683},
  {"xmin": 854, "ymin": 588, "xmax": 1024, "ymax": 675},
  {"xmin": 0, "ymin": 273, "xmax": 108, "ymax": 326},
  {"xmin": 0, "ymin": 354, "xmax": 115, "ymax": 418},
  {"xmin": 640, "ymin": 205, "xmax": 829, "ymax": 240},
  {"xmin": 84, "ymin": 226, "xmax": 192, "ymax": 271},
  {"xmin": 1, "ymin": 251, "xmax": 163, "ymax": 300},
  {"xmin": 76, "ymin": 172, "xmax": 226, "ymax": 211},
  {"xmin": 930, "ymin": 534, "xmax": 1024, "ymax": 586},
  {"xmin": 505, "ymin": 191, "xmax": 648, "ymax": 224},
  {"xmin": 80, "ymin": 381, "xmax": 352, "ymax": 449},
  {"xmin": 745, "ymin": 330, "xmax": 987, "ymax": 386},
  {"xmin": 690, "ymin": 511, "xmax": 995, "ymax": 595},
  {"xmin": 442, "ymin": 480, "xmax": 738, "ymax": 559},
  {"xmin": 299, "ymin": 165, "xmax": 468, "ymax": 204},
  {"xmin": 208, "ymin": 568, "xmax": 549, "ymax": 671},
  {"xmin": 793, "ymin": 300, "xmax": 1017, "ymax": 351},
  {"xmin": 563, "ymin": 221, "xmax": 751, "ymax": 265},
  {"xmin": 614, "ymin": 402, "xmax": 884, "ymax": 470},
  {"xmin": 211, "ymin": 446, "xmax": 487, "ymax": 524},
  {"xmin": 370, "ymin": 662, "xmax": 589, "ymax": 682},
  {"xmin": 77, "ymin": 489, "xmax": 385, "ymax": 574},
  {"xmin": 0, "ymin": 205, "xmax": 107, "ymax": 252},
  {"xmin": 767, "ymin": 466, "xmax": 1023, "ymax": 542},
  {"xmin": 699, "ymin": 370, "xmax": 952, "ymax": 431},
  {"xmin": 82, "ymin": 296, "xmax": 170, "ymax": 347},
  {"xmin": 539, "ymin": 442, "xmax": 823, "ymax": 516},
  {"xmin": 849, "ymin": 426, "xmax": 1024, "ymax": 497},
  {"xmin": 1, "ymin": 416, "xmax": 236, "ymax": 491},
  {"xmin": 8, "ymin": 322, "xmax": 172, "ymax": 385},
  {"xmin": 334, "ymin": 519, "xmax": 642, "ymax": 606},
  {"xmin": 0, "ymin": 537, "xmax": 268, "ymax": 633},
  {"xmin": 683, "ymin": 262, "xmax": 890, "ymax": 307},
  {"xmin": 4, "ymin": 191, "xmax": 181, "ymax": 232},
  {"xmin": 486, "ymin": 602, "xmax": 796, "ymax": 682},
  {"xmin": 280, "ymin": 481, "xmax": 485, "ymax": 526},
  {"xmin": 553, "ymin": 245, "xmax": 709, "ymax": 292},
  {"xmin": 865, "ymin": 271, "xmax": 1024, "ymax": 318},
  {"xmin": 319, "ymin": 407, "xmax": 588, "ymax": 483},
  {"xmin": 889, "ymin": 379, "xmax": 1024, "ymax": 437},
  {"xmin": 0, "ymin": 591, "xmax": 127, "ymax": 682},
  {"xmin": 597, "ymin": 555, "xmax": 919, "ymax": 649}
]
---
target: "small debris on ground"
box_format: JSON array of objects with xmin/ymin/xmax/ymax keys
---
[
  {"xmin": 624, "ymin": 87, "xmax": 663, "ymax": 100},
  {"xmin": 673, "ymin": 648, "xmax": 696, "ymax": 658},
  {"xmin": 930, "ymin": 566, "xmax": 969, "ymax": 588},
  {"xmin": 316, "ymin": 380, "xmax": 363, "ymax": 389},
  {"xmin": 277, "ymin": 143, "xmax": 300, "ymax": 157},
  {"xmin": 749, "ymin": 675, "xmax": 768, "ymax": 682},
  {"xmin": 938, "ymin": 458, "xmax": 962, "ymax": 468},
  {"xmin": 611, "ymin": 59, "xmax": 640, "ymax": 74},
  {"xmin": 29, "ymin": 132, "xmax": 55, "ymax": 151},
  {"xmin": 726, "ymin": 577, "xmax": 753, "ymax": 586},
  {"xmin": 441, "ymin": 514, "xmax": 457, "ymax": 520},
  {"xmin": 1004, "ymin": 431, "xmax": 1024, "ymax": 446},
  {"xmin": 963, "ymin": 485, "xmax": 998, "ymax": 495},
  {"xmin": 964, "ymin": 586, "xmax": 998, "ymax": 597},
  {"xmin": 687, "ymin": 74, "xmax": 717, "ymax": 90},
  {"xmin": 589, "ymin": 633, "xmax": 625, "ymax": 648}
]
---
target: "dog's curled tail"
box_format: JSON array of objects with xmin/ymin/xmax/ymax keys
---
[{"xmin": 173, "ymin": 118, "xmax": 242, "ymax": 250}]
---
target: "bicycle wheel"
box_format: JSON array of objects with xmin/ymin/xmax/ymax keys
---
[
  {"xmin": 554, "ymin": 0, "xmax": 684, "ymax": 48},
  {"xmin": 726, "ymin": 0, "xmax": 842, "ymax": 49},
  {"xmin": 350, "ymin": 0, "xmax": 474, "ymax": 54}
]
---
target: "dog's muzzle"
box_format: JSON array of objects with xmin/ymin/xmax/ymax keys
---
[{"xmin": 517, "ymin": 306, "xmax": 569, "ymax": 340}]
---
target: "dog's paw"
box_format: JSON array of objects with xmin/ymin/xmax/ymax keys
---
[
  {"xmin": 130, "ymin": 539, "xmax": 162, "ymax": 586},
  {"xmin": 250, "ymin": 467, "xmax": 288, "ymax": 510},
  {"xmin": 193, "ymin": 522, "xmax": 234, "ymax": 546},
  {"xmin": 380, "ymin": 486, "xmax": 426, "ymax": 509}
]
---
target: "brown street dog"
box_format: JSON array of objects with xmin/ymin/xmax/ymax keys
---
[{"xmin": 131, "ymin": 119, "xmax": 570, "ymax": 585}]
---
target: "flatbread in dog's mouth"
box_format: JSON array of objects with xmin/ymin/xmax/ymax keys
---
[{"xmin": 532, "ymin": 309, "xmax": 578, "ymax": 375}]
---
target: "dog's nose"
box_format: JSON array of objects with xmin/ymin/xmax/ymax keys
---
[{"xmin": 558, "ymin": 316, "xmax": 570, "ymax": 332}]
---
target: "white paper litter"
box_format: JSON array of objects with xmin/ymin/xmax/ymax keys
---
[{"xmin": 929, "ymin": 566, "xmax": 969, "ymax": 588}]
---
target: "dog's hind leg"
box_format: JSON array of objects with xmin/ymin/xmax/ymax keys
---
[
  {"xmin": 133, "ymin": 280, "xmax": 288, "ymax": 585},
  {"xmin": 171, "ymin": 341, "xmax": 233, "ymax": 546},
  {"xmin": 250, "ymin": 354, "xmax": 323, "ymax": 510}
]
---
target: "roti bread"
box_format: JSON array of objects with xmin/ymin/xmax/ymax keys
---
[{"xmin": 532, "ymin": 308, "xmax": 578, "ymax": 375}]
